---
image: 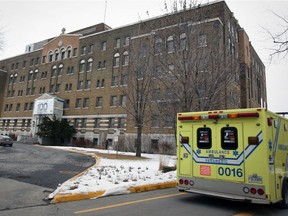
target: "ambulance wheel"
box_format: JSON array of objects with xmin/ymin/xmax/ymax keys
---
[{"xmin": 280, "ymin": 178, "xmax": 288, "ymax": 209}]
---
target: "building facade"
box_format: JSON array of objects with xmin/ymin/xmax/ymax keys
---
[{"xmin": 0, "ymin": 0, "xmax": 266, "ymax": 153}]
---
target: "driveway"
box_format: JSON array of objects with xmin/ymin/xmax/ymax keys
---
[{"xmin": 0, "ymin": 143, "xmax": 95, "ymax": 211}]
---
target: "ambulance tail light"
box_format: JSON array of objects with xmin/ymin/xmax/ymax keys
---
[
  {"xmin": 244, "ymin": 187, "xmax": 265, "ymax": 196},
  {"xmin": 250, "ymin": 188, "xmax": 257, "ymax": 194},
  {"xmin": 179, "ymin": 179, "xmax": 184, "ymax": 184},
  {"xmin": 258, "ymin": 189, "xmax": 265, "ymax": 196}
]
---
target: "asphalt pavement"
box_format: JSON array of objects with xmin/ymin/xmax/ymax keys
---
[{"xmin": 0, "ymin": 143, "xmax": 95, "ymax": 212}]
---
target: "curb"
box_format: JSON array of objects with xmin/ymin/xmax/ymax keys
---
[
  {"xmin": 49, "ymin": 148, "xmax": 176, "ymax": 204},
  {"xmin": 52, "ymin": 181, "xmax": 177, "ymax": 203}
]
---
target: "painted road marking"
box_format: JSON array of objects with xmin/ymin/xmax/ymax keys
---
[{"xmin": 74, "ymin": 193, "xmax": 186, "ymax": 214}]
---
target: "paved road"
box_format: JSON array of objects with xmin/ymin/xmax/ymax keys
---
[
  {"xmin": 0, "ymin": 143, "xmax": 95, "ymax": 212},
  {"xmin": 1, "ymin": 187, "xmax": 288, "ymax": 216}
]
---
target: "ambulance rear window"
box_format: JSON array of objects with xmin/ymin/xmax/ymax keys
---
[
  {"xmin": 197, "ymin": 128, "xmax": 212, "ymax": 149},
  {"xmin": 221, "ymin": 127, "xmax": 238, "ymax": 150}
]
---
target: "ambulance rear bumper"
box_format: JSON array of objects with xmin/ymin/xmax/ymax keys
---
[
  {"xmin": 178, "ymin": 187, "xmax": 270, "ymax": 204},
  {"xmin": 177, "ymin": 177, "xmax": 272, "ymax": 204}
]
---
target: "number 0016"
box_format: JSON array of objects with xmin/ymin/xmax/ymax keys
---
[{"xmin": 218, "ymin": 167, "xmax": 243, "ymax": 177}]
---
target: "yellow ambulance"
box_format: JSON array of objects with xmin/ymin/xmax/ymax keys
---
[{"xmin": 176, "ymin": 108, "xmax": 288, "ymax": 208}]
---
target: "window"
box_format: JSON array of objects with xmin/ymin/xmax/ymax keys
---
[
  {"xmin": 29, "ymin": 102, "xmax": 34, "ymax": 111},
  {"xmin": 85, "ymin": 80, "xmax": 91, "ymax": 89},
  {"xmin": 83, "ymin": 98, "xmax": 90, "ymax": 108},
  {"xmin": 55, "ymin": 49, "xmax": 59, "ymax": 61},
  {"xmin": 111, "ymin": 75, "xmax": 118, "ymax": 86},
  {"xmin": 74, "ymin": 118, "xmax": 80, "ymax": 128},
  {"xmin": 88, "ymin": 44, "xmax": 94, "ymax": 53},
  {"xmin": 9, "ymin": 104, "xmax": 13, "ymax": 111},
  {"xmin": 152, "ymin": 89, "xmax": 161, "ymax": 101},
  {"xmin": 67, "ymin": 47, "xmax": 72, "ymax": 58},
  {"xmin": 87, "ymin": 58, "xmax": 93, "ymax": 71},
  {"xmin": 49, "ymin": 84, "xmax": 54, "ymax": 93},
  {"xmin": 49, "ymin": 51, "xmax": 53, "ymax": 62},
  {"xmin": 16, "ymin": 103, "xmax": 20, "ymax": 111},
  {"xmin": 101, "ymin": 41, "xmax": 107, "ymax": 51},
  {"xmin": 33, "ymin": 70, "xmax": 38, "ymax": 80},
  {"xmin": 22, "ymin": 119, "xmax": 26, "ymax": 127},
  {"xmin": 81, "ymin": 46, "xmax": 86, "ymax": 55},
  {"xmin": 77, "ymin": 80, "xmax": 83, "ymax": 90},
  {"xmin": 31, "ymin": 87, "xmax": 36, "ymax": 95},
  {"xmin": 61, "ymin": 48, "xmax": 66, "ymax": 59},
  {"xmin": 81, "ymin": 118, "xmax": 87, "ymax": 128},
  {"xmin": 73, "ymin": 48, "xmax": 78, "ymax": 56},
  {"xmin": 27, "ymin": 119, "xmax": 31, "ymax": 127},
  {"xmin": 119, "ymin": 95, "xmax": 126, "ymax": 107},
  {"xmin": 115, "ymin": 38, "xmax": 120, "ymax": 48},
  {"xmin": 198, "ymin": 34, "xmax": 207, "ymax": 47},
  {"xmin": 80, "ymin": 60, "xmax": 85, "ymax": 72},
  {"xmin": 9, "ymin": 74, "xmax": 13, "ymax": 84},
  {"xmin": 113, "ymin": 53, "xmax": 120, "ymax": 67},
  {"xmin": 26, "ymin": 87, "xmax": 31, "ymax": 96},
  {"xmin": 64, "ymin": 99, "xmax": 70, "ymax": 109},
  {"xmin": 197, "ymin": 128, "xmax": 212, "ymax": 149},
  {"xmin": 51, "ymin": 65, "xmax": 57, "ymax": 77},
  {"xmin": 75, "ymin": 98, "xmax": 81, "ymax": 108},
  {"xmin": 14, "ymin": 119, "xmax": 17, "ymax": 127},
  {"xmin": 108, "ymin": 118, "xmax": 115, "ymax": 128},
  {"xmin": 110, "ymin": 96, "xmax": 117, "ymax": 106},
  {"xmin": 94, "ymin": 118, "xmax": 101, "ymax": 128},
  {"xmin": 97, "ymin": 79, "xmax": 105, "ymax": 88},
  {"xmin": 118, "ymin": 117, "xmax": 125, "ymax": 128},
  {"xmin": 96, "ymin": 97, "xmax": 103, "ymax": 107},
  {"xmin": 58, "ymin": 64, "xmax": 63, "ymax": 76},
  {"xmin": 123, "ymin": 51, "xmax": 129, "ymax": 65},
  {"xmin": 155, "ymin": 66, "xmax": 162, "ymax": 77},
  {"xmin": 13, "ymin": 73, "xmax": 18, "ymax": 83},
  {"xmin": 24, "ymin": 103, "xmax": 28, "ymax": 111},
  {"xmin": 164, "ymin": 116, "xmax": 173, "ymax": 127},
  {"xmin": 56, "ymin": 84, "xmax": 61, "ymax": 92},
  {"xmin": 28, "ymin": 70, "xmax": 33, "ymax": 81},
  {"xmin": 151, "ymin": 115, "xmax": 160, "ymax": 127},
  {"xmin": 221, "ymin": 127, "xmax": 238, "ymax": 150},
  {"xmin": 124, "ymin": 36, "xmax": 130, "ymax": 46},
  {"xmin": 98, "ymin": 61, "xmax": 102, "ymax": 69},
  {"xmin": 180, "ymin": 33, "xmax": 187, "ymax": 51},
  {"xmin": 167, "ymin": 36, "xmax": 174, "ymax": 53},
  {"xmin": 155, "ymin": 38, "xmax": 163, "ymax": 54},
  {"xmin": 120, "ymin": 74, "xmax": 128, "ymax": 85},
  {"xmin": 67, "ymin": 66, "xmax": 74, "ymax": 74}
]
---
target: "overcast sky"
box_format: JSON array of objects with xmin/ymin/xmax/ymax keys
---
[{"xmin": 0, "ymin": 0, "xmax": 287, "ymax": 112}]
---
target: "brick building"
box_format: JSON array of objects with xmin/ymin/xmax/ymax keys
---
[{"xmin": 0, "ymin": 0, "xmax": 266, "ymax": 152}]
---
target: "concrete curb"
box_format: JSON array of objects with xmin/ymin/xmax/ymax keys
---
[
  {"xmin": 49, "ymin": 148, "xmax": 176, "ymax": 204},
  {"xmin": 52, "ymin": 181, "xmax": 177, "ymax": 203}
]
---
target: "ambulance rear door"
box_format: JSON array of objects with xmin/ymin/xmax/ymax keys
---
[{"xmin": 192, "ymin": 122, "xmax": 245, "ymax": 182}]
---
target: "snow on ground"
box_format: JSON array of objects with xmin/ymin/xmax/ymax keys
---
[{"xmin": 47, "ymin": 146, "xmax": 177, "ymax": 199}]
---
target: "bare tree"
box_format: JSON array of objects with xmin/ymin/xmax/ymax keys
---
[
  {"xmin": 119, "ymin": 0, "xmax": 240, "ymax": 156},
  {"xmin": 118, "ymin": 24, "xmax": 155, "ymax": 157},
  {"xmin": 264, "ymin": 11, "xmax": 288, "ymax": 62},
  {"xmin": 143, "ymin": 1, "xmax": 239, "ymax": 135}
]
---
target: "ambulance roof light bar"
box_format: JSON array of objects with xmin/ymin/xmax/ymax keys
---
[{"xmin": 178, "ymin": 112, "xmax": 259, "ymax": 121}]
